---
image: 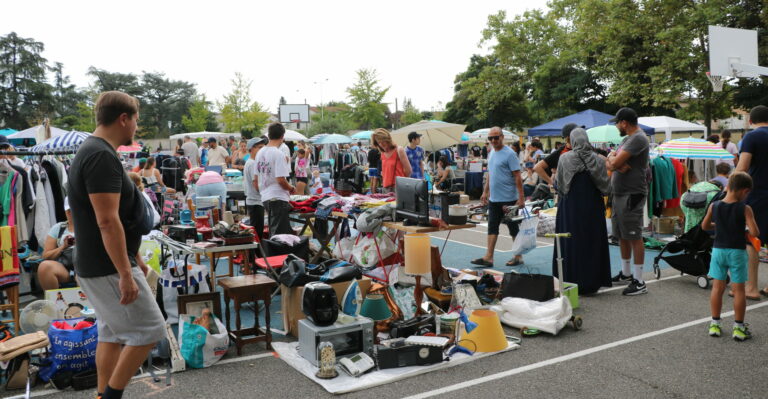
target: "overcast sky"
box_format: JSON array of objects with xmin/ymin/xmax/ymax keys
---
[{"xmin": 4, "ymin": 0, "xmax": 548, "ymax": 114}]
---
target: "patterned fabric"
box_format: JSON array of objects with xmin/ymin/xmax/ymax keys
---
[{"xmin": 405, "ymin": 146, "xmax": 425, "ymax": 179}]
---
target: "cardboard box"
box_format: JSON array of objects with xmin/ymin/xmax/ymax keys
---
[
  {"xmin": 459, "ymin": 195, "xmax": 470, "ymax": 205},
  {"xmin": 281, "ymin": 277, "xmax": 372, "ymax": 337},
  {"xmin": 653, "ymin": 217, "xmax": 676, "ymax": 235}
]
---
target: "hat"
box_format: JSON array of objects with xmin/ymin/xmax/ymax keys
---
[
  {"xmin": 247, "ymin": 137, "xmax": 267, "ymax": 150},
  {"xmin": 561, "ymin": 123, "xmax": 584, "ymax": 138},
  {"xmin": 207, "ymin": 137, "xmax": 217, "ymax": 143},
  {"xmin": 407, "ymin": 132, "xmax": 422, "ymax": 142},
  {"xmin": 0, "ymin": 135, "xmax": 9, "ymax": 148},
  {"xmin": 610, "ymin": 107, "xmax": 638, "ymax": 124},
  {"xmin": 64, "ymin": 197, "xmax": 70, "ymax": 212}
]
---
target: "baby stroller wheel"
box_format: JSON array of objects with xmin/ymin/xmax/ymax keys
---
[
  {"xmin": 571, "ymin": 316, "xmax": 583, "ymax": 330},
  {"xmin": 697, "ymin": 276, "xmax": 710, "ymax": 289},
  {"xmin": 653, "ymin": 264, "xmax": 661, "ymax": 280}
]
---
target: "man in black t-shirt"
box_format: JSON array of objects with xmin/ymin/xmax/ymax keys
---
[
  {"xmin": 368, "ymin": 147, "xmax": 381, "ymax": 193},
  {"xmin": 533, "ymin": 123, "xmax": 579, "ymax": 186},
  {"xmin": 68, "ymin": 91, "xmax": 165, "ymax": 399}
]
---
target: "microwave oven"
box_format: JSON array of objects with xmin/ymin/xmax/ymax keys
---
[{"xmin": 298, "ymin": 316, "xmax": 374, "ymax": 366}]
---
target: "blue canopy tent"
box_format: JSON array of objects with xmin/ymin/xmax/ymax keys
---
[{"xmin": 527, "ymin": 109, "xmax": 655, "ymax": 137}]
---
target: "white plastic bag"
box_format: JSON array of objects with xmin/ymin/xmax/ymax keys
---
[
  {"xmin": 160, "ymin": 261, "xmax": 211, "ymax": 324},
  {"xmin": 178, "ymin": 314, "xmax": 229, "ymax": 368},
  {"xmin": 332, "ymin": 236, "xmax": 356, "ymax": 260},
  {"xmin": 353, "ymin": 230, "xmax": 397, "ymax": 268},
  {"xmin": 493, "ymin": 296, "xmax": 572, "ymax": 335},
  {"xmin": 510, "ymin": 210, "xmax": 538, "ymax": 256}
]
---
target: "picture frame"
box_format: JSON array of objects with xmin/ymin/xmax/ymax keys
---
[{"xmin": 177, "ymin": 292, "xmax": 222, "ymax": 320}]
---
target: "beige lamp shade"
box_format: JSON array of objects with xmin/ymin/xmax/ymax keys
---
[
  {"xmin": 404, "ymin": 233, "xmax": 431, "ymax": 275},
  {"xmin": 460, "ymin": 309, "xmax": 507, "ymax": 353}
]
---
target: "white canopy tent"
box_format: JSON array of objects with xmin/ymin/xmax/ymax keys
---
[
  {"xmin": 169, "ymin": 131, "xmax": 240, "ymax": 141},
  {"xmin": 637, "ymin": 116, "xmax": 707, "ymax": 142},
  {"xmin": 9, "ymin": 125, "xmax": 70, "ymax": 141}
]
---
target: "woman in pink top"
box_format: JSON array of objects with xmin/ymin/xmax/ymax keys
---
[
  {"xmin": 195, "ymin": 171, "xmax": 227, "ymax": 210},
  {"xmin": 294, "ymin": 149, "xmax": 310, "ymax": 195}
]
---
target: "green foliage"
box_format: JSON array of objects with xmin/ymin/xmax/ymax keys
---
[
  {"xmin": 0, "ymin": 32, "xmax": 53, "ymax": 128},
  {"xmin": 401, "ymin": 99, "xmax": 422, "ymax": 125},
  {"xmin": 346, "ymin": 69, "xmax": 390, "ymax": 130},
  {"xmin": 218, "ymin": 73, "xmax": 270, "ymax": 139},
  {"xmin": 54, "ymin": 102, "xmax": 95, "ymax": 132},
  {"xmin": 182, "ymin": 96, "xmax": 213, "ymax": 132},
  {"xmin": 306, "ymin": 110, "xmax": 356, "ymax": 135}
]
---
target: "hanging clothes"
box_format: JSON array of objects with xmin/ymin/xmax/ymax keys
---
[
  {"xmin": 0, "ymin": 168, "xmax": 16, "ymax": 226},
  {"xmin": 42, "ymin": 160, "xmax": 66, "ymax": 222},
  {"xmin": 0, "ymin": 226, "xmax": 19, "ymax": 288},
  {"xmin": 34, "ymin": 178, "xmax": 52, "ymax": 247}
]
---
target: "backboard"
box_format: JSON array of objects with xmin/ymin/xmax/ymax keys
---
[
  {"xmin": 709, "ymin": 25, "xmax": 759, "ymax": 78},
  {"xmin": 279, "ymin": 104, "xmax": 311, "ymax": 123}
]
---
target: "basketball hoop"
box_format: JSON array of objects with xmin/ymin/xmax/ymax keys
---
[
  {"xmin": 291, "ymin": 119, "xmax": 300, "ymax": 124},
  {"xmin": 706, "ymin": 71, "xmax": 724, "ymax": 92}
]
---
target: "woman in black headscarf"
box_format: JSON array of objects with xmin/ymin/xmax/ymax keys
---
[{"xmin": 553, "ymin": 128, "xmax": 612, "ymax": 294}]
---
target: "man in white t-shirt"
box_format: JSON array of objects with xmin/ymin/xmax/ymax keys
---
[
  {"xmin": 243, "ymin": 137, "xmax": 267, "ymax": 239},
  {"xmin": 255, "ymin": 123, "xmax": 295, "ymax": 236},
  {"xmin": 181, "ymin": 136, "xmax": 200, "ymax": 167},
  {"xmin": 206, "ymin": 137, "xmax": 230, "ymax": 169}
]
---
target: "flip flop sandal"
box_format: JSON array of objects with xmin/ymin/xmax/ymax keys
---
[
  {"xmin": 729, "ymin": 292, "xmax": 761, "ymax": 300},
  {"xmin": 506, "ymin": 259, "xmax": 524, "ymax": 266},
  {"xmin": 470, "ymin": 258, "xmax": 493, "ymax": 267}
]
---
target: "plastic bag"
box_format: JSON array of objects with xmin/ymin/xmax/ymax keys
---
[
  {"xmin": 332, "ymin": 236, "xmax": 355, "ymax": 261},
  {"xmin": 158, "ymin": 260, "xmax": 211, "ymax": 324},
  {"xmin": 510, "ymin": 210, "xmax": 538, "ymax": 256},
  {"xmin": 353, "ymin": 231, "xmax": 397, "ymax": 268},
  {"xmin": 38, "ymin": 318, "xmax": 97, "ymax": 381},
  {"xmin": 493, "ymin": 296, "xmax": 572, "ymax": 335},
  {"xmin": 178, "ymin": 314, "xmax": 229, "ymax": 369}
]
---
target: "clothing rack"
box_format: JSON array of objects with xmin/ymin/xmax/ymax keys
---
[{"xmin": 0, "ymin": 150, "xmax": 77, "ymax": 156}]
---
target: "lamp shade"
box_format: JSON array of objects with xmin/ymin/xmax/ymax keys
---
[
  {"xmin": 459, "ymin": 309, "xmax": 507, "ymax": 353},
  {"xmin": 359, "ymin": 294, "xmax": 392, "ymax": 321},
  {"xmin": 404, "ymin": 233, "xmax": 431, "ymax": 275}
]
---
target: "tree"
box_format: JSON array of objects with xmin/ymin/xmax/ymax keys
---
[
  {"xmin": 87, "ymin": 67, "xmax": 142, "ymax": 96},
  {"xmin": 139, "ymin": 71, "xmax": 196, "ymax": 136},
  {"xmin": 306, "ymin": 110, "xmax": 356, "ymax": 135},
  {"xmin": 50, "ymin": 61, "xmax": 86, "ymax": 120},
  {"xmin": 182, "ymin": 96, "xmax": 213, "ymax": 132},
  {"xmin": 218, "ymin": 72, "xmax": 270, "ymax": 138},
  {"xmin": 0, "ymin": 32, "xmax": 53, "ymax": 128},
  {"xmin": 401, "ymin": 98, "xmax": 422, "ymax": 125},
  {"xmin": 346, "ymin": 68, "xmax": 390, "ymax": 130},
  {"xmin": 55, "ymin": 102, "xmax": 96, "ymax": 132}
]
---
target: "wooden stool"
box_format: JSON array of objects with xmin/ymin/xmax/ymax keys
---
[
  {"xmin": 217, "ymin": 275, "xmax": 277, "ymax": 355},
  {"xmin": 0, "ymin": 285, "xmax": 20, "ymax": 335}
]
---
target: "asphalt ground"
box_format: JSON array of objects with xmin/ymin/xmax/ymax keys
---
[{"xmin": 6, "ymin": 223, "xmax": 768, "ymax": 398}]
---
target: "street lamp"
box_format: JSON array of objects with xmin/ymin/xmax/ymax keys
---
[{"xmin": 314, "ymin": 78, "xmax": 329, "ymax": 121}]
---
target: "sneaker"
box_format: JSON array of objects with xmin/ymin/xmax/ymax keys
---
[
  {"xmin": 708, "ymin": 322, "xmax": 721, "ymax": 337},
  {"xmin": 622, "ymin": 279, "xmax": 648, "ymax": 296},
  {"xmin": 733, "ymin": 324, "xmax": 752, "ymax": 341},
  {"xmin": 612, "ymin": 272, "xmax": 633, "ymax": 284}
]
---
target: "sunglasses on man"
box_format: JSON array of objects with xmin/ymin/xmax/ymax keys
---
[{"xmin": 488, "ymin": 135, "xmax": 502, "ymax": 141}]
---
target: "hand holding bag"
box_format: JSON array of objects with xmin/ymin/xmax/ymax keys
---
[{"xmin": 509, "ymin": 209, "xmax": 538, "ymax": 256}]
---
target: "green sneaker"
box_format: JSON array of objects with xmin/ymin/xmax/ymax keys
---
[
  {"xmin": 733, "ymin": 324, "xmax": 752, "ymax": 341},
  {"xmin": 708, "ymin": 322, "xmax": 721, "ymax": 337}
]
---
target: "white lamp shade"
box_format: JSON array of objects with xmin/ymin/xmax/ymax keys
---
[{"xmin": 404, "ymin": 233, "xmax": 431, "ymax": 275}]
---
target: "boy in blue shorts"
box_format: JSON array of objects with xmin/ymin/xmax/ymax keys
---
[{"xmin": 701, "ymin": 171, "xmax": 760, "ymax": 341}]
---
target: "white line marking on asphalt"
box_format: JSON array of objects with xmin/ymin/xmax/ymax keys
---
[
  {"xmin": 598, "ymin": 274, "xmax": 684, "ymax": 293},
  {"xmin": 403, "ymin": 300, "xmax": 768, "ymax": 399}
]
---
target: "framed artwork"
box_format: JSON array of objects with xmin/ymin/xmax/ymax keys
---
[
  {"xmin": 177, "ymin": 292, "xmax": 222, "ymax": 320},
  {"xmin": 45, "ymin": 287, "xmax": 94, "ymax": 319}
]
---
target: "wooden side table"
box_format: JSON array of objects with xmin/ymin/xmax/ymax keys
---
[{"xmin": 217, "ymin": 274, "xmax": 277, "ymax": 355}]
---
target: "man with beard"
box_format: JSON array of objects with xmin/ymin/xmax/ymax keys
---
[{"xmin": 606, "ymin": 107, "xmax": 650, "ymax": 296}]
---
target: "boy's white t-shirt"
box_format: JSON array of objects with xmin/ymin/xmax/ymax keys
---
[{"xmin": 255, "ymin": 146, "xmax": 291, "ymax": 202}]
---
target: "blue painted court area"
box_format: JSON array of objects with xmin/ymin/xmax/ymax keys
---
[{"xmin": 431, "ymin": 236, "xmax": 664, "ymax": 276}]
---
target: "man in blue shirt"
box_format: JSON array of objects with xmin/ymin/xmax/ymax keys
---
[
  {"xmin": 471, "ymin": 127, "xmax": 525, "ymax": 267},
  {"xmin": 735, "ymin": 105, "xmax": 768, "ymax": 300},
  {"xmin": 405, "ymin": 132, "xmax": 425, "ymax": 179}
]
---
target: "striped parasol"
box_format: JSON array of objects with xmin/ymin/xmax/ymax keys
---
[
  {"xmin": 654, "ymin": 137, "xmax": 734, "ymax": 160},
  {"xmin": 31, "ymin": 130, "xmax": 90, "ymax": 152}
]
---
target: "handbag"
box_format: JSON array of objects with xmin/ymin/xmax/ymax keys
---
[
  {"xmin": 125, "ymin": 186, "xmax": 156, "ymax": 235},
  {"xmin": 502, "ymin": 270, "xmax": 555, "ymax": 302},
  {"xmin": 279, "ymin": 254, "xmax": 314, "ymax": 288}
]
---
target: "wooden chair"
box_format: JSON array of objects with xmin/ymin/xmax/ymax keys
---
[{"xmin": 0, "ymin": 285, "xmax": 20, "ymax": 335}]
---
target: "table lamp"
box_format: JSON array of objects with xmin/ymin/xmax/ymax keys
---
[
  {"xmin": 404, "ymin": 233, "xmax": 431, "ymax": 316},
  {"xmin": 360, "ymin": 294, "xmax": 392, "ymax": 321}
]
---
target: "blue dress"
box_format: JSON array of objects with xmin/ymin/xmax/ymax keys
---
[{"xmin": 552, "ymin": 171, "xmax": 612, "ymax": 294}]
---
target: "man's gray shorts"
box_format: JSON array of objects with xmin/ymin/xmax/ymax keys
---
[
  {"xmin": 611, "ymin": 194, "xmax": 646, "ymax": 241},
  {"xmin": 78, "ymin": 266, "xmax": 166, "ymax": 346}
]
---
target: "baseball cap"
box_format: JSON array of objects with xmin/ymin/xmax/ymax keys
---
[
  {"xmin": 561, "ymin": 123, "xmax": 584, "ymax": 138},
  {"xmin": 207, "ymin": 137, "xmax": 217, "ymax": 143},
  {"xmin": 610, "ymin": 107, "xmax": 638, "ymax": 124},
  {"xmin": 247, "ymin": 137, "xmax": 267, "ymax": 150},
  {"xmin": 407, "ymin": 132, "xmax": 422, "ymax": 142},
  {"xmin": 0, "ymin": 135, "xmax": 9, "ymax": 148}
]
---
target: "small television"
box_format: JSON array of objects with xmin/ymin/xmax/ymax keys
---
[{"xmin": 395, "ymin": 176, "xmax": 430, "ymax": 226}]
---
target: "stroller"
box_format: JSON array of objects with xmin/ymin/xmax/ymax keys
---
[{"xmin": 652, "ymin": 182, "xmax": 725, "ymax": 288}]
